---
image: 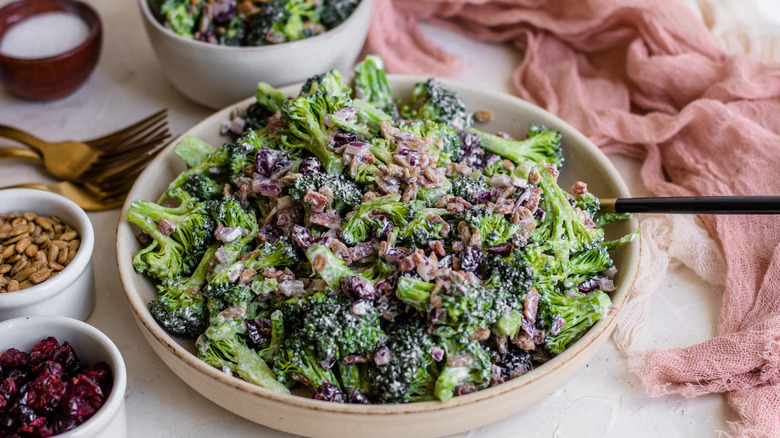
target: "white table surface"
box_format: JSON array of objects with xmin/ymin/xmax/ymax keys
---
[{"xmin": 0, "ymin": 1, "xmax": 741, "ymax": 436}]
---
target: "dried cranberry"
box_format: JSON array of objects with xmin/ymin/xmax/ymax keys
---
[
  {"xmin": 438, "ymin": 254, "xmax": 453, "ymax": 269},
  {"xmin": 79, "ymin": 363, "xmax": 112, "ymax": 395},
  {"xmin": 244, "ymin": 318, "xmax": 272, "ymax": 349},
  {"xmin": 382, "ymin": 247, "xmax": 407, "ymax": 264},
  {"xmin": 28, "ymin": 364, "xmax": 67, "ymax": 415},
  {"xmin": 340, "ymin": 276, "xmax": 376, "ymax": 301},
  {"xmin": 534, "ymin": 207, "xmax": 546, "ymax": 221},
  {"xmin": 313, "ymin": 382, "xmax": 345, "ymax": 403},
  {"xmin": 495, "ymin": 347, "xmax": 532, "ymax": 380},
  {"xmin": 31, "ymin": 339, "xmax": 59, "ymax": 357},
  {"xmin": 298, "ymin": 157, "xmax": 322, "ymax": 174},
  {"xmin": 0, "ymin": 349, "xmax": 29, "ymax": 370},
  {"xmin": 52, "ymin": 414, "xmax": 78, "ymax": 434},
  {"xmin": 291, "ymin": 225, "xmax": 314, "ymax": 249},
  {"xmin": 473, "ymin": 190, "xmax": 497, "ymax": 205},
  {"xmin": 459, "ymin": 246, "xmax": 483, "ymax": 273},
  {"xmin": 257, "ymin": 225, "xmax": 282, "ymax": 243},
  {"xmin": 347, "ymin": 388, "xmax": 370, "ymax": 404},
  {"xmin": 486, "ymin": 242, "xmax": 513, "ymax": 257},
  {"xmin": 328, "ymin": 132, "xmax": 359, "ymax": 150},
  {"xmin": 52, "ymin": 343, "xmax": 80, "ymax": 375},
  {"xmin": 255, "ymin": 146, "xmax": 291, "ymax": 179}
]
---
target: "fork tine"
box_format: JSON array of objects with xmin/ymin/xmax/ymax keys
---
[
  {"xmin": 83, "ymin": 141, "xmax": 167, "ymax": 184},
  {"xmin": 87, "ymin": 130, "xmax": 171, "ymax": 166},
  {"xmin": 84, "ymin": 109, "xmax": 168, "ymax": 149},
  {"xmin": 93, "ymin": 118, "xmax": 170, "ymax": 155}
]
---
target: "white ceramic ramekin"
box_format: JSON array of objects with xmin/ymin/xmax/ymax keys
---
[
  {"xmin": 0, "ymin": 188, "xmax": 95, "ymax": 321},
  {"xmin": 0, "ymin": 315, "xmax": 127, "ymax": 437}
]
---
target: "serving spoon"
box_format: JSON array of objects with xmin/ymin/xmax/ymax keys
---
[{"xmin": 600, "ymin": 196, "xmax": 780, "ymax": 214}]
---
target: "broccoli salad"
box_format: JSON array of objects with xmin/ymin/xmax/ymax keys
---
[
  {"xmin": 150, "ymin": 0, "xmax": 360, "ymax": 46},
  {"xmin": 126, "ymin": 55, "xmax": 636, "ymax": 404}
]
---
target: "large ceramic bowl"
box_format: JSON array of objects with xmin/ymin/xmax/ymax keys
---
[
  {"xmin": 137, "ymin": 0, "xmax": 374, "ymax": 109},
  {"xmin": 116, "ymin": 77, "xmax": 641, "ymax": 438}
]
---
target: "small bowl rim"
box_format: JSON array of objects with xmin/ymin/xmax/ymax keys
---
[
  {"xmin": 137, "ymin": 0, "xmax": 374, "ymax": 54},
  {"xmin": 0, "ymin": 315, "xmax": 127, "ymax": 437},
  {"xmin": 0, "ymin": 0, "xmax": 102, "ymax": 63},
  {"xmin": 116, "ymin": 75, "xmax": 641, "ymax": 419},
  {"xmin": 0, "ymin": 188, "xmax": 95, "ymax": 306}
]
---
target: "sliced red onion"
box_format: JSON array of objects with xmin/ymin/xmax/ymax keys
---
[
  {"xmin": 351, "ymin": 299, "xmax": 372, "ymax": 316},
  {"xmin": 523, "ymin": 288, "xmax": 540, "ymax": 323},
  {"xmin": 550, "ymin": 317, "xmax": 566, "ymax": 336},
  {"xmin": 227, "ymin": 264, "xmax": 244, "ymax": 283},
  {"xmin": 597, "ymin": 277, "xmax": 616, "ymax": 292},
  {"xmin": 430, "ymin": 347, "xmax": 444, "ymax": 362},
  {"xmin": 373, "ymin": 346, "xmax": 390, "ymax": 366}
]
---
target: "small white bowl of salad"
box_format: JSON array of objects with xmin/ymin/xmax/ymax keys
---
[{"xmin": 138, "ymin": 0, "xmax": 375, "ymax": 109}]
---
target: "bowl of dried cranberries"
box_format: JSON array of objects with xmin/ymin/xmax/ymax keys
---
[{"xmin": 0, "ymin": 316, "xmax": 127, "ymax": 437}]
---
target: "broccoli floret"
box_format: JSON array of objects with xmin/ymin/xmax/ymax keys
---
[
  {"xmin": 243, "ymin": 82, "xmax": 289, "ymax": 130},
  {"xmin": 397, "ymin": 208, "xmax": 452, "ymax": 248},
  {"xmin": 278, "ymin": 91, "xmax": 356, "ymax": 174},
  {"xmin": 288, "ymin": 171, "xmax": 363, "ymax": 211},
  {"xmin": 273, "ymin": 335, "xmax": 339, "ymax": 389},
  {"xmin": 148, "ymin": 243, "xmax": 220, "ymax": 338},
  {"xmin": 369, "ymin": 323, "xmax": 440, "ymax": 403},
  {"xmin": 353, "ymin": 55, "xmax": 397, "ymax": 118},
  {"xmin": 469, "ymin": 124, "xmax": 563, "ymax": 169},
  {"xmin": 320, "ymin": 0, "xmax": 360, "ymax": 29},
  {"xmin": 159, "ymin": 0, "xmax": 199, "ymax": 39},
  {"xmin": 297, "ymin": 292, "xmax": 387, "ymax": 361},
  {"xmin": 127, "ymin": 189, "xmax": 215, "ymax": 280},
  {"xmin": 401, "ymin": 79, "xmax": 473, "ymax": 131},
  {"xmin": 451, "ymin": 176, "xmax": 491, "ymax": 204},
  {"xmin": 208, "ymin": 197, "xmax": 259, "ymax": 233},
  {"xmin": 304, "ymin": 244, "xmax": 360, "ymax": 290},
  {"xmin": 163, "ymin": 136, "xmax": 257, "ymax": 201},
  {"xmin": 352, "ymin": 99, "xmax": 394, "ymax": 136},
  {"xmin": 433, "ymin": 340, "xmax": 492, "ymax": 402},
  {"xmin": 400, "ymin": 119, "xmax": 462, "ymax": 166},
  {"xmin": 571, "ymin": 190, "xmax": 600, "ymax": 219},
  {"xmin": 438, "ymin": 281, "xmax": 506, "ymax": 342},
  {"xmin": 197, "ymin": 312, "xmax": 290, "ymax": 394},
  {"xmin": 395, "ymin": 276, "xmax": 435, "ymax": 314},
  {"xmin": 340, "ymin": 194, "xmax": 408, "ymax": 245},
  {"xmin": 532, "ymin": 164, "xmax": 604, "ymax": 254},
  {"xmin": 206, "ymin": 238, "xmax": 299, "ymax": 308},
  {"xmin": 493, "ymin": 310, "xmax": 523, "ymax": 338},
  {"xmin": 182, "ymin": 174, "xmax": 222, "ymax": 201},
  {"xmin": 337, "ymin": 362, "xmax": 371, "ymax": 398},
  {"xmin": 539, "ymin": 289, "xmax": 612, "ymax": 355},
  {"xmin": 299, "ymin": 69, "xmax": 351, "ymax": 98},
  {"xmin": 416, "ymin": 177, "xmax": 452, "ymax": 206},
  {"xmin": 482, "ymin": 249, "xmax": 534, "ymax": 293},
  {"xmin": 462, "ymin": 205, "xmax": 520, "ymax": 247},
  {"xmin": 242, "ymin": 0, "xmax": 286, "ymax": 45}
]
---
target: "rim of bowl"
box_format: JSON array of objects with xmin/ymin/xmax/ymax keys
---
[
  {"xmin": 138, "ymin": 0, "xmax": 374, "ymax": 53},
  {"xmin": 0, "ymin": 0, "xmax": 102, "ymax": 63},
  {"xmin": 117, "ymin": 76, "xmax": 641, "ymax": 416},
  {"xmin": 0, "ymin": 189, "xmax": 95, "ymax": 306},
  {"xmin": 0, "ymin": 315, "xmax": 127, "ymax": 436}
]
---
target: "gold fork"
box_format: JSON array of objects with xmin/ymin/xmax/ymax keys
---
[
  {"xmin": 0, "ymin": 109, "xmax": 170, "ymax": 184},
  {"xmin": 0, "ymin": 181, "xmax": 129, "ymax": 211}
]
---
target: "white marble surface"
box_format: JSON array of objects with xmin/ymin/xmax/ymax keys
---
[{"xmin": 0, "ymin": 1, "xmax": 744, "ymax": 436}]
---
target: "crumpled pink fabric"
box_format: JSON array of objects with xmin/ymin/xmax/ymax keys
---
[{"xmin": 365, "ymin": 0, "xmax": 780, "ymax": 436}]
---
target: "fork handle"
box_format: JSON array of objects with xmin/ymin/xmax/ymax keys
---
[
  {"xmin": 0, "ymin": 147, "xmax": 43, "ymax": 162},
  {"xmin": 0, "ymin": 125, "xmax": 50, "ymax": 155}
]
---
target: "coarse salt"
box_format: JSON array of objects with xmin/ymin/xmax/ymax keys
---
[{"xmin": 0, "ymin": 12, "xmax": 89, "ymax": 59}]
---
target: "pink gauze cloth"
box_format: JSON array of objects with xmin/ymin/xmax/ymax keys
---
[{"xmin": 364, "ymin": 0, "xmax": 780, "ymax": 436}]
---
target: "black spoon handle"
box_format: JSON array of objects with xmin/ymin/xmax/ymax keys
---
[{"xmin": 599, "ymin": 196, "xmax": 780, "ymax": 214}]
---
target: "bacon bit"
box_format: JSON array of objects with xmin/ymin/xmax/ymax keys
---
[
  {"xmin": 304, "ymin": 188, "xmax": 329, "ymax": 213},
  {"xmin": 524, "ymin": 287, "xmax": 540, "ymax": 323},
  {"xmin": 546, "ymin": 163, "xmax": 559, "ymax": 180},
  {"xmin": 238, "ymin": 268, "xmax": 257, "ymax": 284},
  {"xmin": 469, "ymin": 328, "xmax": 491, "ymax": 341},
  {"xmin": 310, "ymin": 210, "xmax": 341, "ymax": 229},
  {"xmin": 429, "ymin": 240, "xmax": 445, "ymax": 257},
  {"xmin": 446, "ymin": 197, "xmax": 471, "ymax": 213},
  {"xmin": 570, "ymin": 181, "xmax": 588, "ymax": 196},
  {"xmin": 452, "ymin": 241, "xmax": 464, "ymax": 253},
  {"xmin": 219, "ymin": 306, "xmax": 247, "ymax": 320},
  {"xmin": 512, "ymin": 332, "xmax": 536, "ymax": 351},
  {"xmin": 158, "ymin": 218, "xmax": 175, "ymax": 236},
  {"xmin": 523, "ymin": 187, "xmax": 543, "ymax": 213},
  {"xmin": 362, "ymin": 191, "xmax": 379, "ymax": 203},
  {"xmin": 349, "ymin": 240, "xmax": 378, "ymax": 261}
]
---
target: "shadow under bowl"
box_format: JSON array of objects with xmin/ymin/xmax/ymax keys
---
[{"xmin": 0, "ymin": 0, "xmax": 102, "ymax": 101}]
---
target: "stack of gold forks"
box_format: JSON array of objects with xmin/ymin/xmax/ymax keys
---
[{"xmin": 0, "ymin": 110, "xmax": 171, "ymax": 211}]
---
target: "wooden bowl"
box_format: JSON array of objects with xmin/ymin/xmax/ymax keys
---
[
  {"xmin": 116, "ymin": 76, "xmax": 641, "ymax": 438},
  {"xmin": 0, "ymin": 0, "xmax": 102, "ymax": 101}
]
